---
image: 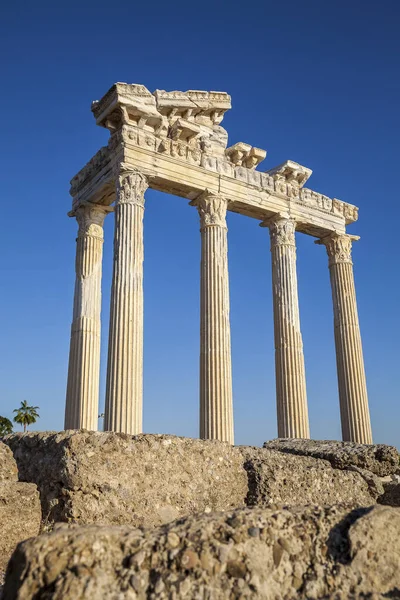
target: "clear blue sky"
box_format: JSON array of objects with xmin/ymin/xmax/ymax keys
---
[{"xmin": 0, "ymin": 0, "xmax": 399, "ymax": 447}]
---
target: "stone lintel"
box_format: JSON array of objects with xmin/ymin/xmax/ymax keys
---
[
  {"xmin": 92, "ymin": 84, "xmax": 232, "ymax": 134},
  {"xmin": 70, "ymin": 147, "xmax": 353, "ymax": 238},
  {"xmin": 91, "ymin": 83, "xmax": 160, "ymax": 129},
  {"xmin": 70, "ymin": 83, "xmax": 359, "ymax": 237}
]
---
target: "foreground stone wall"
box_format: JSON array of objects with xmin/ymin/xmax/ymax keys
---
[
  {"xmin": 4, "ymin": 504, "xmax": 400, "ymax": 599},
  {"xmin": 4, "ymin": 432, "xmax": 399, "ymax": 531},
  {"xmin": 0, "ymin": 483, "xmax": 41, "ymax": 574},
  {"xmin": 0, "ymin": 442, "xmax": 41, "ymax": 576},
  {"xmin": 4, "ymin": 431, "xmax": 248, "ymax": 527},
  {"xmin": 240, "ymin": 447, "xmax": 383, "ymax": 508},
  {"xmin": 0, "ymin": 443, "xmax": 18, "ymax": 482},
  {"xmin": 2, "ymin": 432, "xmax": 400, "ymax": 598},
  {"xmin": 263, "ymin": 438, "xmax": 399, "ymax": 476}
]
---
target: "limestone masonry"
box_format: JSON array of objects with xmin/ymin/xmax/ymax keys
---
[
  {"xmin": 0, "ymin": 443, "xmax": 41, "ymax": 577},
  {"xmin": 65, "ymin": 83, "xmax": 372, "ymax": 443},
  {"xmin": 5, "ymin": 505, "xmax": 400, "ymax": 599},
  {"xmin": 2, "ymin": 433, "xmax": 400, "ymax": 598}
]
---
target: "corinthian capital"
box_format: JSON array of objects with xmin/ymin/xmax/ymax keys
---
[
  {"xmin": 266, "ymin": 215, "xmax": 296, "ymax": 247},
  {"xmin": 70, "ymin": 203, "xmax": 113, "ymax": 239},
  {"xmin": 117, "ymin": 169, "xmax": 149, "ymax": 207},
  {"xmin": 316, "ymin": 233, "xmax": 359, "ymax": 267},
  {"xmin": 190, "ymin": 190, "xmax": 229, "ymax": 229}
]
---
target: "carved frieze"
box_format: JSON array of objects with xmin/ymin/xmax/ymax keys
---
[
  {"xmin": 70, "ymin": 146, "xmax": 111, "ymax": 196},
  {"xmin": 70, "ymin": 83, "xmax": 360, "ymax": 229}
]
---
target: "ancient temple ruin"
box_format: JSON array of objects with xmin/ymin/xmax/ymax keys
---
[{"xmin": 65, "ymin": 83, "xmax": 372, "ymax": 444}]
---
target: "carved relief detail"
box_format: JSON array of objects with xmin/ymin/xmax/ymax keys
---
[
  {"xmin": 191, "ymin": 191, "xmax": 228, "ymax": 229},
  {"xmin": 74, "ymin": 204, "xmax": 110, "ymax": 239},
  {"xmin": 269, "ymin": 217, "xmax": 296, "ymax": 247},
  {"xmin": 319, "ymin": 234, "xmax": 356, "ymax": 266},
  {"xmin": 70, "ymin": 85, "xmax": 359, "ymax": 228},
  {"xmin": 117, "ymin": 170, "xmax": 149, "ymax": 207},
  {"xmin": 70, "ymin": 146, "xmax": 111, "ymax": 196}
]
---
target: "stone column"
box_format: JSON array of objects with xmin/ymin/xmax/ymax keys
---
[
  {"xmin": 65, "ymin": 202, "xmax": 112, "ymax": 430},
  {"xmin": 263, "ymin": 214, "xmax": 310, "ymax": 439},
  {"xmin": 316, "ymin": 233, "xmax": 372, "ymax": 443},
  {"xmin": 104, "ymin": 169, "xmax": 148, "ymax": 434},
  {"xmin": 190, "ymin": 191, "xmax": 234, "ymax": 444}
]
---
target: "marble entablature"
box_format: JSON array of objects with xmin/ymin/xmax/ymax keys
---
[{"xmin": 70, "ymin": 83, "xmax": 358, "ymax": 235}]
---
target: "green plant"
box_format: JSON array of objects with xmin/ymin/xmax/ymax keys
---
[
  {"xmin": 13, "ymin": 401, "xmax": 40, "ymax": 433},
  {"xmin": 0, "ymin": 416, "xmax": 13, "ymax": 436}
]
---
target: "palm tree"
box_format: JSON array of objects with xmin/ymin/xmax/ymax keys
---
[{"xmin": 13, "ymin": 401, "xmax": 40, "ymax": 433}]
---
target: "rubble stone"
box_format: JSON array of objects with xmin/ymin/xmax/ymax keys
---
[
  {"xmin": 240, "ymin": 447, "xmax": 383, "ymax": 507},
  {"xmin": 0, "ymin": 482, "xmax": 41, "ymax": 573},
  {"xmin": 378, "ymin": 481, "xmax": 400, "ymax": 507},
  {"xmin": 4, "ymin": 431, "xmax": 247, "ymax": 526},
  {"xmin": 263, "ymin": 438, "xmax": 399, "ymax": 476},
  {"xmin": 4, "ymin": 504, "xmax": 400, "ymax": 599},
  {"xmin": 0, "ymin": 441, "xmax": 18, "ymax": 482}
]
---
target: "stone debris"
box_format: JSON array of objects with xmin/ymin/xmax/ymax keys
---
[
  {"xmin": 378, "ymin": 481, "xmax": 400, "ymax": 507},
  {"xmin": 264, "ymin": 438, "xmax": 399, "ymax": 476},
  {"xmin": 4, "ymin": 431, "xmax": 247, "ymax": 527},
  {"xmin": 4, "ymin": 504, "xmax": 400, "ymax": 599},
  {"xmin": 0, "ymin": 441, "xmax": 18, "ymax": 482},
  {"xmin": 240, "ymin": 447, "xmax": 383, "ymax": 508},
  {"xmin": 0, "ymin": 441, "xmax": 41, "ymax": 575},
  {"xmin": 4, "ymin": 432, "xmax": 400, "ymax": 534},
  {"xmin": 0, "ymin": 481, "xmax": 41, "ymax": 574}
]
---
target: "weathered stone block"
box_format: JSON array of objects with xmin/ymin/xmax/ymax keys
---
[
  {"xmin": 0, "ymin": 482, "xmax": 41, "ymax": 574},
  {"xmin": 378, "ymin": 481, "xmax": 400, "ymax": 507},
  {"xmin": 240, "ymin": 447, "xmax": 382, "ymax": 507},
  {"xmin": 0, "ymin": 441, "xmax": 18, "ymax": 482},
  {"xmin": 4, "ymin": 504, "xmax": 400, "ymax": 599},
  {"xmin": 4, "ymin": 431, "xmax": 247, "ymax": 527},
  {"xmin": 264, "ymin": 438, "xmax": 399, "ymax": 476}
]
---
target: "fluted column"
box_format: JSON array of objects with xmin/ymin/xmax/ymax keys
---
[
  {"xmin": 104, "ymin": 169, "xmax": 148, "ymax": 434},
  {"xmin": 190, "ymin": 191, "xmax": 234, "ymax": 444},
  {"xmin": 316, "ymin": 233, "xmax": 372, "ymax": 443},
  {"xmin": 65, "ymin": 203, "xmax": 111, "ymax": 430},
  {"xmin": 263, "ymin": 214, "xmax": 310, "ymax": 438}
]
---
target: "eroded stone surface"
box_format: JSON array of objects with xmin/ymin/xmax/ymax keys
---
[
  {"xmin": 4, "ymin": 504, "xmax": 400, "ymax": 599},
  {"xmin": 378, "ymin": 481, "xmax": 400, "ymax": 507},
  {"xmin": 0, "ymin": 482, "xmax": 41, "ymax": 573},
  {"xmin": 264, "ymin": 438, "xmax": 399, "ymax": 476},
  {"xmin": 0, "ymin": 441, "xmax": 18, "ymax": 482},
  {"xmin": 241, "ymin": 447, "xmax": 383, "ymax": 508},
  {"xmin": 4, "ymin": 431, "xmax": 247, "ymax": 526}
]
